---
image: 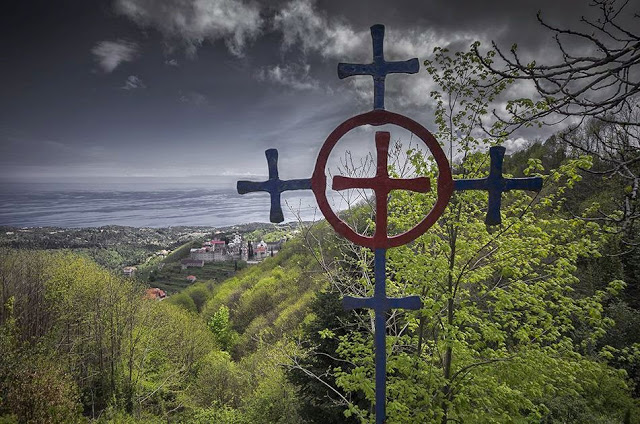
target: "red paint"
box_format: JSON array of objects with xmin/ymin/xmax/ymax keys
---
[{"xmin": 311, "ymin": 109, "xmax": 453, "ymax": 249}]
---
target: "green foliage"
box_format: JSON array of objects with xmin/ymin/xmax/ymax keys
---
[
  {"xmin": 0, "ymin": 249, "xmax": 218, "ymax": 421},
  {"xmin": 187, "ymin": 284, "xmax": 211, "ymax": 312},
  {"xmin": 161, "ymin": 240, "xmax": 198, "ymax": 264},
  {"xmin": 238, "ymin": 342, "xmax": 306, "ymax": 424},
  {"xmin": 201, "ymin": 237, "xmax": 322, "ymax": 357},
  {"xmin": 245, "ymin": 225, "xmax": 292, "ymax": 243},
  {"xmin": 287, "ymin": 44, "xmax": 640, "ymax": 423},
  {"xmin": 0, "ymin": 316, "xmax": 83, "ymax": 424},
  {"xmin": 132, "ymin": 301, "xmax": 215, "ymax": 415},
  {"xmin": 208, "ymin": 305, "xmax": 238, "ymax": 351},
  {"xmin": 287, "ymin": 290, "xmax": 364, "ymax": 424},
  {"xmin": 169, "ymin": 292, "xmax": 198, "ymax": 313},
  {"xmin": 188, "ymin": 351, "xmax": 249, "ymax": 409},
  {"xmin": 0, "ymin": 242, "xmax": 314, "ymax": 422},
  {"xmin": 189, "ymin": 405, "xmax": 244, "ymax": 424},
  {"xmin": 152, "ymin": 260, "xmax": 237, "ymax": 294}
]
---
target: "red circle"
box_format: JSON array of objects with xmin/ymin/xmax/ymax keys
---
[{"xmin": 311, "ymin": 109, "xmax": 454, "ymax": 249}]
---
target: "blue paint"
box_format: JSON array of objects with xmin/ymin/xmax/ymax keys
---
[
  {"xmin": 343, "ymin": 248, "xmax": 421, "ymax": 424},
  {"xmin": 454, "ymin": 146, "xmax": 543, "ymax": 226},
  {"xmin": 237, "ymin": 149, "xmax": 312, "ymax": 223},
  {"xmin": 338, "ymin": 24, "xmax": 419, "ymax": 110}
]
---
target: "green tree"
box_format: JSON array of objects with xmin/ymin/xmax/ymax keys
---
[
  {"xmin": 0, "ymin": 298, "xmax": 83, "ymax": 424},
  {"xmin": 288, "ymin": 290, "xmax": 365, "ymax": 424},
  {"xmin": 208, "ymin": 305, "xmax": 238, "ymax": 351},
  {"xmin": 296, "ymin": 45, "xmax": 639, "ymax": 423}
]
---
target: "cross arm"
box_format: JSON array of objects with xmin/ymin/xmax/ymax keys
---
[
  {"xmin": 453, "ymin": 178, "xmax": 488, "ymax": 191},
  {"xmin": 333, "ymin": 176, "xmax": 430, "ymax": 192},
  {"xmin": 279, "ymin": 178, "xmax": 312, "ymax": 191},
  {"xmin": 343, "ymin": 296, "xmax": 376, "ymax": 310},
  {"xmin": 338, "ymin": 63, "xmax": 376, "ymax": 79},
  {"xmin": 505, "ymin": 177, "xmax": 543, "ymax": 191},
  {"xmin": 333, "ymin": 176, "xmax": 376, "ymax": 191},
  {"xmin": 342, "ymin": 295, "xmax": 422, "ymax": 311},
  {"xmin": 237, "ymin": 180, "xmax": 268, "ymax": 194},
  {"xmin": 387, "ymin": 295, "xmax": 421, "ymax": 310},
  {"xmin": 385, "ymin": 58, "xmax": 420, "ymax": 74}
]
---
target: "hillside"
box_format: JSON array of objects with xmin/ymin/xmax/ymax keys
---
[{"xmin": 1, "ymin": 139, "xmax": 640, "ymax": 423}]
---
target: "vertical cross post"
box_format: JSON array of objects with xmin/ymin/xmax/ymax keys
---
[
  {"xmin": 338, "ymin": 24, "xmax": 419, "ymax": 110},
  {"xmin": 454, "ymin": 146, "xmax": 543, "ymax": 225},
  {"xmin": 342, "ymin": 249, "xmax": 421, "ymax": 424},
  {"xmin": 237, "ymin": 149, "xmax": 311, "ymax": 223},
  {"xmin": 334, "ymin": 130, "xmax": 428, "ymax": 423}
]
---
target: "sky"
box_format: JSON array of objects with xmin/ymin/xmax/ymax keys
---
[{"xmin": 0, "ymin": 0, "xmax": 626, "ymax": 182}]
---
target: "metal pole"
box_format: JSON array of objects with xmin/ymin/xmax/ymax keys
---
[{"xmin": 374, "ymin": 248, "xmax": 387, "ymax": 423}]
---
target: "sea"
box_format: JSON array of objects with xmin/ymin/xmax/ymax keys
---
[{"xmin": 0, "ymin": 177, "xmax": 323, "ymax": 228}]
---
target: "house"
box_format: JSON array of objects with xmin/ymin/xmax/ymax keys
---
[
  {"xmin": 181, "ymin": 259, "xmax": 204, "ymax": 270},
  {"xmin": 254, "ymin": 240, "xmax": 268, "ymax": 260},
  {"xmin": 266, "ymin": 239, "xmax": 285, "ymax": 255},
  {"xmin": 191, "ymin": 239, "xmax": 229, "ymax": 262},
  {"xmin": 123, "ymin": 266, "xmax": 137, "ymax": 277},
  {"xmin": 190, "ymin": 247, "xmax": 215, "ymax": 262},
  {"xmin": 144, "ymin": 288, "xmax": 166, "ymax": 301},
  {"xmin": 226, "ymin": 233, "xmax": 244, "ymax": 259},
  {"xmin": 203, "ymin": 239, "xmax": 226, "ymax": 251},
  {"xmin": 186, "ymin": 275, "xmax": 197, "ymax": 283}
]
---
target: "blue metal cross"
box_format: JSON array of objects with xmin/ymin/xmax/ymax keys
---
[
  {"xmin": 343, "ymin": 248, "xmax": 421, "ymax": 423},
  {"xmin": 237, "ymin": 149, "xmax": 311, "ymax": 223},
  {"xmin": 338, "ymin": 24, "xmax": 419, "ymax": 110},
  {"xmin": 333, "ymin": 131, "xmax": 426, "ymax": 423},
  {"xmin": 454, "ymin": 146, "xmax": 543, "ymax": 226}
]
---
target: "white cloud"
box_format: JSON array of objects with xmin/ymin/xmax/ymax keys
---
[
  {"xmin": 121, "ymin": 75, "xmax": 146, "ymax": 90},
  {"xmin": 503, "ymin": 137, "xmax": 530, "ymax": 153},
  {"xmin": 115, "ymin": 0, "xmax": 263, "ymax": 57},
  {"xmin": 91, "ymin": 40, "xmax": 138, "ymax": 72},
  {"xmin": 256, "ymin": 63, "xmax": 319, "ymax": 91},
  {"xmin": 165, "ymin": 58, "xmax": 179, "ymax": 66},
  {"xmin": 274, "ymin": 0, "xmax": 366, "ymax": 59}
]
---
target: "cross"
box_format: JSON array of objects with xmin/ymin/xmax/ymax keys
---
[
  {"xmin": 333, "ymin": 131, "xmax": 431, "ymax": 245},
  {"xmin": 237, "ymin": 149, "xmax": 311, "ymax": 223},
  {"xmin": 454, "ymin": 146, "xmax": 543, "ymax": 226},
  {"xmin": 332, "ymin": 130, "xmax": 428, "ymax": 423},
  {"xmin": 338, "ymin": 24, "xmax": 419, "ymax": 110}
]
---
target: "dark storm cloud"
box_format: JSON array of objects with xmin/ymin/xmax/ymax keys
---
[{"xmin": 1, "ymin": 0, "xmax": 633, "ymax": 180}]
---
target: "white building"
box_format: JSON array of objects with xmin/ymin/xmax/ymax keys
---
[{"xmin": 123, "ymin": 266, "xmax": 137, "ymax": 277}]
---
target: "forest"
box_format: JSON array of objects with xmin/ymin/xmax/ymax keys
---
[{"xmin": 2, "ymin": 2, "xmax": 640, "ymax": 423}]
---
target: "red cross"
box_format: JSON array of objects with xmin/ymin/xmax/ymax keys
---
[{"xmin": 332, "ymin": 131, "xmax": 430, "ymax": 246}]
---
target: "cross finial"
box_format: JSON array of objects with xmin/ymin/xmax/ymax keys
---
[
  {"xmin": 454, "ymin": 146, "xmax": 543, "ymax": 225},
  {"xmin": 237, "ymin": 149, "xmax": 311, "ymax": 223},
  {"xmin": 338, "ymin": 24, "xmax": 420, "ymax": 110}
]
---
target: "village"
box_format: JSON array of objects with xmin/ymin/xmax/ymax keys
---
[
  {"xmin": 180, "ymin": 234, "xmax": 284, "ymax": 270},
  {"xmin": 119, "ymin": 229, "xmax": 292, "ymax": 298}
]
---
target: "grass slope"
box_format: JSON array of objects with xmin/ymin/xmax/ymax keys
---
[{"xmin": 200, "ymin": 235, "xmax": 327, "ymax": 358}]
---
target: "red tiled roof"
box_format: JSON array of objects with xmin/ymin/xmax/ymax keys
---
[{"xmin": 144, "ymin": 288, "xmax": 166, "ymax": 300}]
